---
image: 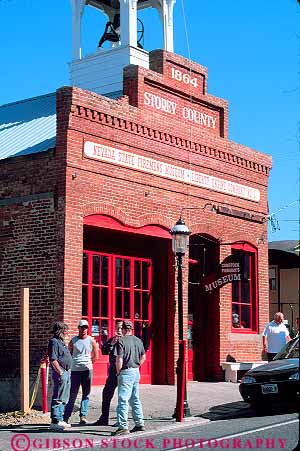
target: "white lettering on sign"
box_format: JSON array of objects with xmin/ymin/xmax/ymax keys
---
[
  {"xmin": 144, "ymin": 91, "xmax": 216, "ymax": 130},
  {"xmin": 84, "ymin": 142, "xmax": 260, "ymax": 202},
  {"xmin": 205, "ymin": 274, "xmax": 241, "ymax": 292},
  {"xmin": 144, "ymin": 92, "xmax": 177, "ymax": 115},
  {"xmin": 171, "ymin": 68, "xmax": 199, "ymax": 88},
  {"xmin": 182, "ymin": 107, "xmax": 216, "ymax": 129},
  {"xmin": 222, "ymin": 263, "xmax": 240, "ymax": 274}
]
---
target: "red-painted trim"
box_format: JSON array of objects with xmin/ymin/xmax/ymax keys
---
[
  {"xmin": 231, "ymin": 242, "xmax": 258, "ymax": 333},
  {"xmin": 83, "ymin": 250, "xmax": 153, "ymax": 384},
  {"xmin": 232, "ymin": 242, "xmax": 258, "ymax": 253},
  {"xmin": 84, "ymin": 214, "xmax": 171, "ymax": 239}
]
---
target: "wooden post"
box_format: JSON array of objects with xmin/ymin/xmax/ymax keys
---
[{"xmin": 20, "ymin": 288, "xmax": 30, "ymax": 413}]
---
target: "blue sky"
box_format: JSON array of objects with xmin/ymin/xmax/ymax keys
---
[{"xmin": 1, "ymin": 0, "xmax": 299, "ymax": 242}]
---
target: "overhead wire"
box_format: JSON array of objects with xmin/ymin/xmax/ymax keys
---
[
  {"xmin": 267, "ymin": 199, "xmax": 299, "ymax": 218},
  {"xmin": 180, "ymin": 0, "xmax": 191, "ymax": 62},
  {"xmin": 267, "ymin": 199, "xmax": 300, "ymax": 233},
  {"xmin": 179, "ymin": 0, "xmax": 195, "ymax": 230}
]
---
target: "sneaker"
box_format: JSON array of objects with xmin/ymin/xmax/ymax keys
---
[
  {"xmin": 114, "ymin": 428, "xmax": 129, "ymax": 436},
  {"xmin": 93, "ymin": 418, "xmax": 109, "ymax": 426},
  {"xmin": 80, "ymin": 416, "xmax": 88, "ymax": 425},
  {"xmin": 130, "ymin": 425, "xmax": 145, "ymax": 433},
  {"xmin": 61, "ymin": 421, "xmax": 71, "ymax": 428},
  {"xmin": 112, "ymin": 422, "xmax": 119, "ymax": 427},
  {"xmin": 50, "ymin": 421, "xmax": 68, "ymax": 431}
]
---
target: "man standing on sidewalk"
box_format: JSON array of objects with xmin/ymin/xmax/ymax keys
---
[
  {"xmin": 93, "ymin": 320, "xmax": 123, "ymax": 426},
  {"xmin": 263, "ymin": 312, "xmax": 291, "ymax": 361},
  {"xmin": 63, "ymin": 319, "xmax": 98, "ymax": 425},
  {"xmin": 114, "ymin": 320, "xmax": 146, "ymax": 436},
  {"xmin": 48, "ymin": 321, "xmax": 72, "ymax": 431}
]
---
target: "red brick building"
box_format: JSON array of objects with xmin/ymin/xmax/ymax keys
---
[{"xmin": 0, "ymin": 0, "xmax": 272, "ymax": 406}]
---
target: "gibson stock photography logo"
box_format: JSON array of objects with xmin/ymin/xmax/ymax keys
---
[{"xmin": 9, "ymin": 433, "xmax": 290, "ymax": 450}]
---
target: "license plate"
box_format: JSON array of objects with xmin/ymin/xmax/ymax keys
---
[{"xmin": 261, "ymin": 384, "xmax": 278, "ymax": 394}]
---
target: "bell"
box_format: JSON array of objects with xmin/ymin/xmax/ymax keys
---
[
  {"xmin": 98, "ymin": 13, "xmax": 120, "ymax": 48},
  {"xmin": 137, "ymin": 18, "xmax": 144, "ymax": 49}
]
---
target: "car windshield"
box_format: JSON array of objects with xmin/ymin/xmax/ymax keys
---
[{"xmin": 274, "ymin": 338, "xmax": 299, "ymax": 360}]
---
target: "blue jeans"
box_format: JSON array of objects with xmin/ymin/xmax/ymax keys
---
[
  {"xmin": 51, "ymin": 370, "xmax": 71, "ymax": 423},
  {"xmin": 64, "ymin": 369, "xmax": 93, "ymax": 421},
  {"xmin": 116, "ymin": 368, "xmax": 144, "ymax": 430}
]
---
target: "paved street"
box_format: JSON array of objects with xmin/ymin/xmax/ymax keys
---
[
  {"xmin": 1, "ymin": 382, "xmax": 299, "ymax": 451},
  {"xmin": 72, "ymin": 413, "xmax": 299, "ymax": 451}
]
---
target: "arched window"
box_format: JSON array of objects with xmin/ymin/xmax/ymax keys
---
[{"xmin": 231, "ymin": 243, "xmax": 258, "ymax": 333}]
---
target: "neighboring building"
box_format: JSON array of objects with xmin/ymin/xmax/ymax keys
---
[
  {"xmin": 0, "ymin": 0, "xmax": 272, "ymax": 409},
  {"xmin": 269, "ymin": 240, "xmax": 300, "ymax": 335}
]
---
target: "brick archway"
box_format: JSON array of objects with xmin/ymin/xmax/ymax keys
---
[
  {"xmin": 82, "ymin": 202, "xmax": 173, "ymax": 231},
  {"xmin": 82, "ymin": 209, "xmax": 175, "ymax": 385}
]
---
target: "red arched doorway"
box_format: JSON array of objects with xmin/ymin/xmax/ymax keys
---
[
  {"xmin": 82, "ymin": 215, "xmax": 172, "ymax": 384},
  {"xmin": 188, "ymin": 233, "xmax": 220, "ymax": 381}
]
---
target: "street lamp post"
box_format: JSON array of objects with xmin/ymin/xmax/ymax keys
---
[{"xmin": 170, "ymin": 217, "xmax": 191, "ymax": 421}]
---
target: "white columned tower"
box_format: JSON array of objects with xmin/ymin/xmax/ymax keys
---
[
  {"xmin": 161, "ymin": 0, "xmax": 175, "ymax": 52},
  {"xmin": 71, "ymin": 0, "xmax": 86, "ymax": 60},
  {"xmin": 70, "ymin": 0, "xmax": 176, "ymax": 96}
]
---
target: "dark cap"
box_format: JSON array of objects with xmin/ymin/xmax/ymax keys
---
[{"xmin": 122, "ymin": 320, "xmax": 133, "ymax": 330}]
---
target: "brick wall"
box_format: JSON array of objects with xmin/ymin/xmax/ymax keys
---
[
  {"xmin": 0, "ymin": 49, "xmax": 272, "ymax": 385},
  {"xmin": 58, "ymin": 50, "xmax": 271, "ymax": 380},
  {"xmin": 0, "ymin": 149, "xmax": 66, "ymax": 375}
]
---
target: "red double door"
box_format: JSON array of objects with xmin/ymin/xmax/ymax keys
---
[{"xmin": 82, "ymin": 251, "xmax": 152, "ymax": 384}]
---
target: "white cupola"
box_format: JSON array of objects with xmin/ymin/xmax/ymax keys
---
[{"xmin": 70, "ymin": 0, "xmax": 176, "ymax": 96}]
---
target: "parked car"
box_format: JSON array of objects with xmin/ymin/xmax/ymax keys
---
[{"xmin": 239, "ymin": 337, "xmax": 299, "ymax": 410}]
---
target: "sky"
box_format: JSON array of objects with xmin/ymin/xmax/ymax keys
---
[{"xmin": 0, "ymin": 0, "xmax": 299, "ymax": 242}]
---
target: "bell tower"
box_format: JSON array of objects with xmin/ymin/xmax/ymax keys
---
[{"xmin": 70, "ymin": 0, "xmax": 176, "ymax": 96}]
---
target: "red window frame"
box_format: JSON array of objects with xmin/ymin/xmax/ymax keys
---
[
  {"xmin": 231, "ymin": 243, "xmax": 258, "ymax": 333},
  {"xmin": 82, "ymin": 250, "xmax": 152, "ymax": 347}
]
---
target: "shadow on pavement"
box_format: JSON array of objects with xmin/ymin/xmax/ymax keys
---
[
  {"xmin": 0, "ymin": 423, "xmax": 112, "ymax": 435},
  {"xmin": 197, "ymin": 401, "xmax": 299, "ymax": 421},
  {"xmin": 145, "ymin": 417, "xmax": 174, "ymax": 422},
  {"xmin": 0, "ymin": 424, "xmax": 49, "ymax": 431},
  {"xmin": 0, "ymin": 424, "xmax": 113, "ymax": 437}
]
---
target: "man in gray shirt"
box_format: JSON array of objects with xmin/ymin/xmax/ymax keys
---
[{"xmin": 114, "ymin": 320, "xmax": 145, "ymax": 435}]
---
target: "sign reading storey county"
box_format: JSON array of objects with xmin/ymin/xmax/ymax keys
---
[
  {"xmin": 143, "ymin": 91, "xmax": 217, "ymax": 130},
  {"xmin": 83, "ymin": 141, "xmax": 260, "ymax": 202}
]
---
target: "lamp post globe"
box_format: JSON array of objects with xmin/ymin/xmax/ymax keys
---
[{"xmin": 170, "ymin": 217, "xmax": 190, "ymax": 255}]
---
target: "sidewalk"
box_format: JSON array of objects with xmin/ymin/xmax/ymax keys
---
[
  {"xmin": 0, "ymin": 382, "xmax": 244, "ymax": 450},
  {"xmin": 86, "ymin": 381, "xmax": 243, "ymax": 429}
]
